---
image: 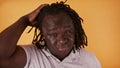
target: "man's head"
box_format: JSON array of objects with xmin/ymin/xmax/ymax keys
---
[
  {"xmin": 41, "ymin": 12, "xmax": 75, "ymax": 59},
  {"xmin": 33, "ymin": 2, "xmax": 87, "ymax": 51}
]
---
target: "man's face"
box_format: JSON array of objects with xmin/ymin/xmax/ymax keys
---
[{"xmin": 42, "ymin": 13, "xmax": 75, "ymax": 58}]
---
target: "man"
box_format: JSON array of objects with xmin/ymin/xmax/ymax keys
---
[{"xmin": 0, "ymin": 2, "xmax": 101, "ymax": 68}]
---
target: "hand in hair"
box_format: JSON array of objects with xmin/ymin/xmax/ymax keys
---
[{"xmin": 27, "ymin": 4, "xmax": 48, "ymax": 25}]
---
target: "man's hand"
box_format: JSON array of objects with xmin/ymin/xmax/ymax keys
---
[{"xmin": 27, "ymin": 4, "xmax": 48, "ymax": 25}]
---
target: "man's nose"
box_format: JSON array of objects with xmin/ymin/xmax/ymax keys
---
[
  {"xmin": 58, "ymin": 35, "xmax": 67, "ymax": 44},
  {"xmin": 59, "ymin": 38, "xmax": 64, "ymax": 43}
]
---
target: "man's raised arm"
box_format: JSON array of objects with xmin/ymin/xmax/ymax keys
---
[{"xmin": 0, "ymin": 4, "xmax": 48, "ymax": 68}]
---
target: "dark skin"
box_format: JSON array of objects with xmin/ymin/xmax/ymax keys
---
[
  {"xmin": 42, "ymin": 13, "xmax": 75, "ymax": 61},
  {"xmin": 0, "ymin": 4, "xmax": 48, "ymax": 68},
  {"xmin": 0, "ymin": 4, "xmax": 75, "ymax": 68}
]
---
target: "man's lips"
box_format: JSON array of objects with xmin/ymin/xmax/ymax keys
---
[{"xmin": 57, "ymin": 44, "xmax": 68, "ymax": 51}]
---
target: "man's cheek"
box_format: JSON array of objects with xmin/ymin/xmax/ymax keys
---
[
  {"xmin": 70, "ymin": 38, "xmax": 75, "ymax": 44},
  {"xmin": 49, "ymin": 39, "xmax": 56, "ymax": 45}
]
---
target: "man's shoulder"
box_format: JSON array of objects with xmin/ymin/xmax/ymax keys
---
[
  {"xmin": 20, "ymin": 44, "xmax": 37, "ymax": 50},
  {"xmin": 78, "ymin": 48, "xmax": 97, "ymax": 61},
  {"xmin": 20, "ymin": 44, "xmax": 41, "ymax": 54},
  {"xmin": 77, "ymin": 48, "xmax": 101, "ymax": 68}
]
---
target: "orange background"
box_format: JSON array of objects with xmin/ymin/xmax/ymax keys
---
[{"xmin": 0, "ymin": 0, "xmax": 120, "ymax": 68}]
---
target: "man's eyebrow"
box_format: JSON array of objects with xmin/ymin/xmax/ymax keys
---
[
  {"xmin": 47, "ymin": 26, "xmax": 58, "ymax": 31},
  {"xmin": 46, "ymin": 23, "xmax": 73, "ymax": 30},
  {"xmin": 63, "ymin": 24, "xmax": 74, "ymax": 28}
]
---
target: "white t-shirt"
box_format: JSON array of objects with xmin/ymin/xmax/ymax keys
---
[{"xmin": 21, "ymin": 45, "xmax": 101, "ymax": 68}]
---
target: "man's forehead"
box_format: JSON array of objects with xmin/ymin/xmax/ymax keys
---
[
  {"xmin": 44, "ymin": 12, "xmax": 71, "ymax": 20},
  {"xmin": 42, "ymin": 13, "xmax": 73, "ymax": 25}
]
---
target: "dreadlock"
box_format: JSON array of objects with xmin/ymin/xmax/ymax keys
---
[{"xmin": 31, "ymin": 1, "xmax": 88, "ymax": 49}]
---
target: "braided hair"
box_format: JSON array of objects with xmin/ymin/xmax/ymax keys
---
[{"xmin": 31, "ymin": 1, "xmax": 88, "ymax": 49}]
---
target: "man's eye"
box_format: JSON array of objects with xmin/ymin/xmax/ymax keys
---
[
  {"xmin": 51, "ymin": 34, "xmax": 57, "ymax": 38},
  {"xmin": 65, "ymin": 30, "xmax": 72, "ymax": 35}
]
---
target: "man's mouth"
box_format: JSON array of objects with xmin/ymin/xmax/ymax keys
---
[{"xmin": 57, "ymin": 44, "xmax": 68, "ymax": 51}]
